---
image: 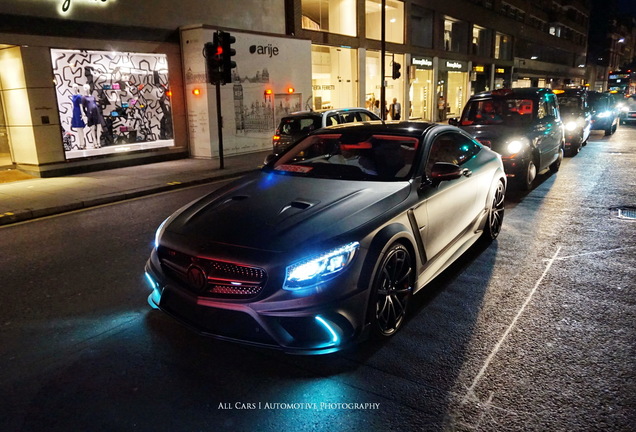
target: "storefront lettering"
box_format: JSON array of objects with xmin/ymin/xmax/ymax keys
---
[
  {"xmin": 249, "ymin": 44, "xmax": 279, "ymax": 57},
  {"xmin": 413, "ymin": 58, "xmax": 433, "ymax": 67},
  {"xmin": 446, "ymin": 61, "xmax": 463, "ymax": 70},
  {"xmin": 313, "ymin": 85, "xmax": 335, "ymax": 90},
  {"xmin": 49, "ymin": 0, "xmax": 110, "ymax": 14}
]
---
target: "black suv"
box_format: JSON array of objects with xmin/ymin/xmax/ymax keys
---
[
  {"xmin": 555, "ymin": 88, "xmax": 591, "ymax": 156},
  {"xmin": 588, "ymin": 91, "xmax": 619, "ymax": 135},
  {"xmin": 272, "ymin": 108, "xmax": 380, "ymax": 154},
  {"xmin": 449, "ymin": 88, "xmax": 564, "ymax": 190}
]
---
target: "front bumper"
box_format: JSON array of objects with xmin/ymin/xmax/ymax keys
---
[{"xmin": 144, "ymin": 248, "xmax": 371, "ymax": 355}]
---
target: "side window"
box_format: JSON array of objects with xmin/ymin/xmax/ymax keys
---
[
  {"xmin": 426, "ymin": 132, "xmax": 481, "ymax": 176},
  {"xmin": 358, "ymin": 112, "xmax": 375, "ymax": 122},
  {"xmin": 537, "ymin": 100, "xmax": 547, "ymax": 119},
  {"xmin": 546, "ymin": 95, "xmax": 558, "ymax": 118},
  {"xmin": 326, "ymin": 114, "xmax": 340, "ymax": 126}
]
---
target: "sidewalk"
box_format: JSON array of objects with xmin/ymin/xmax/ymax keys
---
[{"xmin": 0, "ymin": 151, "xmax": 270, "ymax": 226}]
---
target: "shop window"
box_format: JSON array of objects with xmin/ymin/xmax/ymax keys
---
[
  {"xmin": 365, "ymin": 0, "xmax": 404, "ymax": 44},
  {"xmin": 311, "ymin": 45, "xmax": 358, "ymax": 110},
  {"xmin": 444, "ymin": 17, "xmax": 468, "ymax": 53},
  {"xmin": 410, "ymin": 5, "xmax": 434, "ymax": 48},
  {"xmin": 365, "ymin": 50, "xmax": 404, "ymax": 118},
  {"xmin": 51, "ymin": 49, "xmax": 174, "ymax": 159},
  {"xmin": 494, "ymin": 32, "xmax": 512, "ymax": 60},
  {"xmin": 302, "ymin": 0, "xmax": 356, "ymax": 37},
  {"xmin": 472, "ymin": 25, "xmax": 489, "ymax": 56}
]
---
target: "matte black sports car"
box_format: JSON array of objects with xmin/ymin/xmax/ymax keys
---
[{"xmin": 145, "ymin": 122, "xmax": 506, "ymax": 354}]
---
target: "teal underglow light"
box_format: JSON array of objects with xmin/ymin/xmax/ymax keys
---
[
  {"xmin": 144, "ymin": 272, "xmax": 158, "ymax": 289},
  {"xmin": 315, "ymin": 316, "xmax": 339, "ymax": 344}
]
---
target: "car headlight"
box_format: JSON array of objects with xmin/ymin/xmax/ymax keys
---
[
  {"xmin": 620, "ymin": 106, "xmax": 629, "ymax": 113},
  {"xmin": 565, "ymin": 121, "xmax": 579, "ymax": 131},
  {"xmin": 597, "ymin": 111, "xmax": 611, "ymax": 118},
  {"xmin": 284, "ymin": 242, "xmax": 360, "ymax": 290},
  {"xmin": 506, "ymin": 137, "xmax": 529, "ymax": 155}
]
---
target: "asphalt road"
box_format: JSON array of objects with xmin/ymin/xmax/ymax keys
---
[{"xmin": 1, "ymin": 126, "xmax": 635, "ymax": 432}]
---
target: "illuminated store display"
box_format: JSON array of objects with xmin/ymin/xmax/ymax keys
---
[{"xmin": 51, "ymin": 48, "xmax": 174, "ymax": 160}]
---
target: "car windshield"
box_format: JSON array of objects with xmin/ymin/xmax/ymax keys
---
[
  {"xmin": 557, "ymin": 96, "xmax": 584, "ymax": 113},
  {"xmin": 265, "ymin": 132, "xmax": 421, "ymax": 181},
  {"xmin": 278, "ymin": 116, "xmax": 322, "ymax": 137},
  {"xmin": 460, "ymin": 98, "xmax": 535, "ymax": 126}
]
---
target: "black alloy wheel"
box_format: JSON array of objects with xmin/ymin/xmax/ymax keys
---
[
  {"xmin": 372, "ymin": 243, "xmax": 414, "ymax": 337},
  {"xmin": 481, "ymin": 180, "xmax": 506, "ymax": 242}
]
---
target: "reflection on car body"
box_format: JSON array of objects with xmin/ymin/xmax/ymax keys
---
[{"xmin": 145, "ymin": 122, "xmax": 507, "ymax": 354}]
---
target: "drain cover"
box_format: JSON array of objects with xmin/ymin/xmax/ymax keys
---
[{"xmin": 615, "ymin": 207, "xmax": 636, "ymax": 220}]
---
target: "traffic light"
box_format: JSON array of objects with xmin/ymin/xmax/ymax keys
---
[
  {"xmin": 218, "ymin": 31, "xmax": 237, "ymax": 84},
  {"xmin": 204, "ymin": 32, "xmax": 223, "ymax": 85},
  {"xmin": 392, "ymin": 61, "xmax": 402, "ymax": 80}
]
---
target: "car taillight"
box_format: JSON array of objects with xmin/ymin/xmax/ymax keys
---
[{"xmin": 273, "ymin": 135, "xmax": 280, "ymax": 141}]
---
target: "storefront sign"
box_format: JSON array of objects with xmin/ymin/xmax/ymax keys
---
[
  {"xmin": 446, "ymin": 61, "xmax": 463, "ymax": 70},
  {"xmin": 46, "ymin": 0, "xmax": 113, "ymax": 15},
  {"xmin": 412, "ymin": 57, "xmax": 433, "ymax": 68},
  {"xmin": 313, "ymin": 85, "xmax": 336, "ymax": 90}
]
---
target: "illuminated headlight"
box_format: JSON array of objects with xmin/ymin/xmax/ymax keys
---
[
  {"xmin": 506, "ymin": 137, "xmax": 528, "ymax": 155},
  {"xmin": 620, "ymin": 106, "xmax": 629, "ymax": 113},
  {"xmin": 284, "ymin": 242, "xmax": 359, "ymax": 290},
  {"xmin": 565, "ymin": 121, "xmax": 579, "ymax": 131},
  {"xmin": 597, "ymin": 111, "xmax": 611, "ymax": 118}
]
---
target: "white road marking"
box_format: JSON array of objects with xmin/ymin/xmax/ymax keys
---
[{"xmin": 463, "ymin": 246, "xmax": 562, "ymax": 403}]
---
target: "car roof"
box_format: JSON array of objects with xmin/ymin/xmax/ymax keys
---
[
  {"xmin": 308, "ymin": 120, "xmax": 441, "ymax": 137},
  {"xmin": 469, "ymin": 87, "xmax": 555, "ymax": 100},
  {"xmin": 284, "ymin": 108, "xmax": 376, "ymax": 118}
]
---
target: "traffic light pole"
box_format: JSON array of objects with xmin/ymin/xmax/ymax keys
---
[
  {"xmin": 215, "ymin": 80, "xmax": 224, "ymax": 169},
  {"xmin": 380, "ymin": 0, "xmax": 386, "ymax": 122}
]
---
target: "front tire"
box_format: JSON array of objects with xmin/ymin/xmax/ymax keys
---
[
  {"xmin": 370, "ymin": 243, "xmax": 414, "ymax": 338},
  {"xmin": 516, "ymin": 158, "xmax": 537, "ymax": 191},
  {"xmin": 549, "ymin": 147, "xmax": 563, "ymax": 173}
]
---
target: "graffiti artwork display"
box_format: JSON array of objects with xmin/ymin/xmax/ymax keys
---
[{"xmin": 51, "ymin": 48, "xmax": 174, "ymax": 159}]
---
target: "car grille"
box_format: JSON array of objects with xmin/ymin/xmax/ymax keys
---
[{"xmin": 158, "ymin": 246, "xmax": 267, "ymax": 299}]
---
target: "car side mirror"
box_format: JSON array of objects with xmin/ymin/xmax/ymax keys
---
[
  {"xmin": 264, "ymin": 153, "xmax": 277, "ymax": 165},
  {"xmin": 448, "ymin": 118, "xmax": 459, "ymax": 126},
  {"xmin": 429, "ymin": 162, "xmax": 463, "ymax": 184}
]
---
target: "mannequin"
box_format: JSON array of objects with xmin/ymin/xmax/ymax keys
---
[
  {"xmin": 70, "ymin": 85, "xmax": 86, "ymax": 150},
  {"xmin": 81, "ymin": 83, "xmax": 105, "ymax": 148}
]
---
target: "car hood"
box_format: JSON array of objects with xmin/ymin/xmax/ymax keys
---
[
  {"xmin": 459, "ymin": 125, "xmax": 529, "ymax": 154},
  {"xmin": 165, "ymin": 171, "xmax": 411, "ymax": 253}
]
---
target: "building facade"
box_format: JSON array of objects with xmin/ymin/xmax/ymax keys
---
[
  {"xmin": 0, "ymin": 0, "xmax": 591, "ymax": 176},
  {"xmin": 289, "ymin": 0, "xmax": 590, "ymax": 123},
  {"xmin": 0, "ymin": 0, "xmax": 288, "ymax": 175}
]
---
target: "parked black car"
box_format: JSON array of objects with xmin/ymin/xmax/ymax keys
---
[
  {"xmin": 588, "ymin": 91, "xmax": 619, "ymax": 135},
  {"xmin": 272, "ymin": 108, "xmax": 380, "ymax": 155},
  {"xmin": 449, "ymin": 88, "xmax": 564, "ymax": 190},
  {"xmin": 145, "ymin": 122, "xmax": 506, "ymax": 354},
  {"xmin": 555, "ymin": 88, "xmax": 591, "ymax": 156}
]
